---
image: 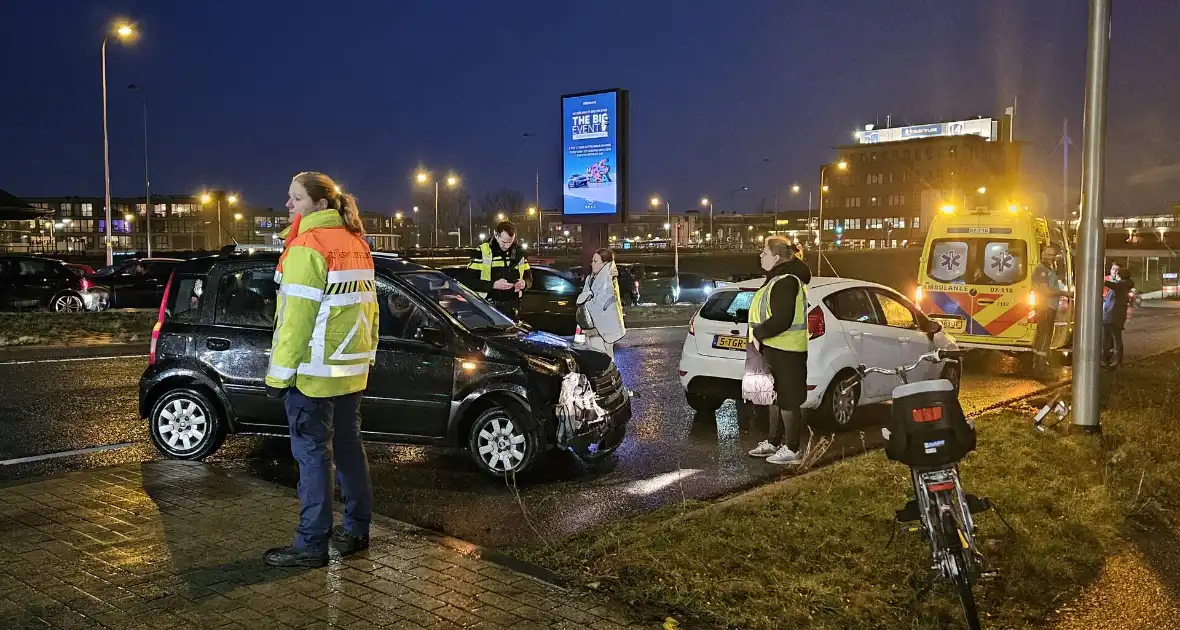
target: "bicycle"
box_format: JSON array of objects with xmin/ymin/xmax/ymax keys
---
[{"xmin": 857, "ymin": 348, "xmax": 996, "ymax": 629}]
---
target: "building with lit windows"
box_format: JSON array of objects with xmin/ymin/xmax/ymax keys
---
[{"xmin": 819, "ymin": 117, "xmax": 1022, "ymax": 249}]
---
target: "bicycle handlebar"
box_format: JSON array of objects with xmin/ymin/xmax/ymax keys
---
[{"xmin": 857, "ymin": 348, "xmax": 963, "ymax": 378}]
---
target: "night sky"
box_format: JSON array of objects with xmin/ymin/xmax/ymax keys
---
[{"xmin": 2, "ymin": 1, "xmax": 1177, "ymax": 217}]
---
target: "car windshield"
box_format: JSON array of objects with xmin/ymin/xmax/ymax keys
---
[{"xmin": 400, "ymin": 271, "xmax": 516, "ymax": 330}]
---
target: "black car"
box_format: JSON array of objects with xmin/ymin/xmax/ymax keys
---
[
  {"xmin": 0, "ymin": 255, "xmax": 105, "ymax": 312},
  {"xmin": 90, "ymin": 257, "xmax": 183, "ymax": 309},
  {"xmin": 139, "ymin": 252, "xmax": 630, "ymax": 475},
  {"xmin": 568, "ymin": 264, "xmax": 641, "ymax": 306},
  {"xmin": 439, "ymin": 264, "xmax": 580, "ymax": 335}
]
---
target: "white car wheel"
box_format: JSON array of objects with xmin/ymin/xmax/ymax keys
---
[
  {"xmin": 825, "ymin": 372, "xmax": 860, "ymax": 428},
  {"xmin": 52, "ymin": 293, "xmax": 85, "ymax": 312}
]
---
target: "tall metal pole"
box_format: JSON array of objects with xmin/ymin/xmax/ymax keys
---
[
  {"xmin": 817, "ymin": 165, "xmax": 828, "ymax": 271},
  {"xmin": 217, "ymin": 200, "xmax": 223, "ymax": 249},
  {"xmin": 129, "ymin": 85, "xmax": 151, "ymax": 256},
  {"xmin": 433, "ymin": 181, "xmax": 439, "ymax": 249},
  {"xmin": 1062, "ymin": 118, "xmax": 1071, "ymax": 227},
  {"xmin": 709, "ymin": 202, "xmax": 714, "ymax": 249},
  {"xmin": 101, "ymin": 38, "xmax": 114, "ymax": 266},
  {"xmin": 1073, "ymin": 0, "xmax": 1112, "ymax": 433}
]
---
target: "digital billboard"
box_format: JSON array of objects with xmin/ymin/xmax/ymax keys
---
[{"xmin": 561, "ymin": 89, "xmax": 628, "ymax": 222}]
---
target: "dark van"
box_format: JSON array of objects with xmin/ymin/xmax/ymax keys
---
[{"xmin": 138, "ymin": 251, "xmax": 631, "ymax": 475}]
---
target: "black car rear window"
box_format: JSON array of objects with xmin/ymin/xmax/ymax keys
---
[{"xmin": 699, "ymin": 289, "xmax": 754, "ymax": 324}]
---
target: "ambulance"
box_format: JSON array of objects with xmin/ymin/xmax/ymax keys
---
[{"xmin": 915, "ymin": 202, "xmax": 1073, "ymax": 367}]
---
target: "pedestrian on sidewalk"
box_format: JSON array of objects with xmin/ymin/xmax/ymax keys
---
[
  {"xmin": 746, "ymin": 236, "xmax": 812, "ymax": 465},
  {"xmin": 263, "ymin": 172, "xmax": 379, "ymax": 568},
  {"xmin": 576, "ymin": 248, "xmax": 626, "ymax": 358},
  {"xmin": 1102, "ymin": 262, "xmax": 1134, "ymax": 367}
]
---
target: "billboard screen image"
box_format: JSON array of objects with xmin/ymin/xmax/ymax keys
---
[{"xmin": 562, "ymin": 90, "xmax": 625, "ymax": 219}]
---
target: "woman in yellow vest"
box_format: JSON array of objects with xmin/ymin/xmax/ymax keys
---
[{"xmin": 746, "ymin": 236, "xmax": 812, "ymax": 465}]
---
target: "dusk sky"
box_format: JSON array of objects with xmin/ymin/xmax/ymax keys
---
[{"xmin": 2, "ymin": 1, "xmax": 1177, "ymax": 218}]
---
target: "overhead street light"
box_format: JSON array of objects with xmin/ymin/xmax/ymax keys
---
[
  {"xmin": 415, "ymin": 169, "xmax": 459, "ymax": 248},
  {"xmin": 101, "ymin": 20, "xmax": 138, "ymax": 265}
]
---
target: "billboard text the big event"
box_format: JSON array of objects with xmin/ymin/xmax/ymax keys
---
[{"xmin": 561, "ymin": 89, "xmax": 628, "ymax": 222}]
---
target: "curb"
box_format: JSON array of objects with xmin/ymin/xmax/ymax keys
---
[{"xmin": 0, "ymin": 343, "xmax": 150, "ymax": 364}]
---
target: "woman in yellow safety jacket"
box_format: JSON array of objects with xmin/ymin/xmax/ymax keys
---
[
  {"xmin": 746, "ymin": 235, "xmax": 812, "ymax": 466},
  {"xmin": 263, "ymin": 171, "xmax": 379, "ymax": 568}
]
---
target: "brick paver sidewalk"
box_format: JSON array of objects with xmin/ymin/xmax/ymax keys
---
[{"xmin": 0, "ymin": 461, "xmax": 645, "ymax": 629}]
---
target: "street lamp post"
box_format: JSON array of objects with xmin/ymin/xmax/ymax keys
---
[
  {"xmin": 700, "ymin": 198, "xmax": 713, "ymax": 248},
  {"xmin": 522, "ymin": 132, "xmax": 541, "ymax": 216},
  {"xmin": 200, "ymin": 192, "xmax": 238, "ymax": 249},
  {"xmin": 817, "ymin": 160, "xmax": 848, "ymax": 270},
  {"xmin": 652, "ymin": 197, "xmax": 678, "ymax": 276},
  {"xmin": 412, "ymin": 206, "xmax": 420, "ymax": 247},
  {"xmin": 101, "ymin": 22, "xmax": 136, "ymax": 265},
  {"xmin": 127, "ymin": 84, "xmax": 151, "ymax": 256},
  {"xmin": 416, "ymin": 170, "xmax": 458, "ymax": 249},
  {"xmin": 528, "ymin": 206, "xmax": 540, "ymax": 249}
]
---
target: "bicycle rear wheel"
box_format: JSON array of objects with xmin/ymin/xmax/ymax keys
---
[{"xmin": 940, "ymin": 510, "xmax": 981, "ymax": 630}]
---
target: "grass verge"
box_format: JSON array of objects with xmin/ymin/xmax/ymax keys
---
[
  {"xmin": 514, "ymin": 351, "xmax": 1180, "ymax": 629},
  {"xmin": 0, "ymin": 311, "xmax": 157, "ymax": 347}
]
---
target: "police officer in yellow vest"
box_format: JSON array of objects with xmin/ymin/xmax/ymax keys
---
[
  {"xmin": 468, "ymin": 221, "xmax": 532, "ymax": 319},
  {"xmin": 746, "ymin": 235, "xmax": 812, "ymax": 465}
]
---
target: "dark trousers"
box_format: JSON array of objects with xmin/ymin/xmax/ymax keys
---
[
  {"xmin": 1103, "ymin": 324, "xmax": 1124, "ymax": 365},
  {"xmin": 285, "ymin": 389, "xmax": 372, "ymax": 553},
  {"xmin": 1034, "ymin": 308, "xmax": 1057, "ymax": 355}
]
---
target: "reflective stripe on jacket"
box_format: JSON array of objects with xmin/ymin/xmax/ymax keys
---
[
  {"xmin": 468, "ymin": 241, "xmax": 531, "ymax": 300},
  {"xmin": 748, "ymin": 274, "xmax": 808, "ymax": 352},
  {"xmin": 265, "ymin": 210, "xmax": 379, "ymax": 397}
]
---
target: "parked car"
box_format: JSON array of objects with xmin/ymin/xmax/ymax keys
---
[
  {"xmin": 678, "ymin": 277, "xmax": 960, "ymax": 427},
  {"xmin": 89, "ymin": 257, "xmax": 184, "ymax": 309},
  {"xmin": 438, "ymin": 264, "xmax": 580, "ymax": 335},
  {"xmin": 139, "ymin": 252, "xmax": 630, "ymax": 475},
  {"xmin": 567, "ymin": 174, "xmax": 589, "ymax": 188},
  {"xmin": 65, "ymin": 263, "xmax": 96, "ymax": 276},
  {"xmin": 569, "ymin": 264, "xmax": 641, "ymax": 306},
  {"xmin": 675, "ymin": 273, "xmax": 723, "ymax": 304},
  {"xmin": 0, "ymin": 255, "xmax": 106, "ymax": 312}
]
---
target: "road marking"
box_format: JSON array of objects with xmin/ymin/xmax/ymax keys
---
[
  {"xmin": 0, "ymin": 354, "xmax": 148, "ymax": 366},
  {"xmin": 0, "ymin": 442, "xmax": 138, "ymax": 466}
]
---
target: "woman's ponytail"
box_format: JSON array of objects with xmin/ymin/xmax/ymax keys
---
[{"xmin": 337, "ymin": 192, "xmax": 365, "ymax": 236}]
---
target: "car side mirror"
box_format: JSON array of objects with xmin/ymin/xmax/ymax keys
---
[
  {"xmin": 920, "ymin": 316, "xmax": 942, "ymax": 337},
  {"xmin": 414, "ymin": 326, "xmax": 446, "ymax": 347}
]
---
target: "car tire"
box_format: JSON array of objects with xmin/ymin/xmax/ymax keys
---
[
  {"xmin": 685, "ymin": 392, "xmax": 723, "ymax": 413},
  {"xmin": 51, "ymin": 292, "xmax": 85, "ymax": 313},
  {"xmin": 148, "ymin": 388, "xmax": 226, "ymax": 460},
  {"xmin": 660, "ymin": 290, "xmax": 676, "ymax": 306},
  {"xmin": 821, "ymin": 370, "xmax": 860, "ymax": 430},
  {"xmin": 467, "ymin": 406, "xmax": 541, "ymax": 476}
]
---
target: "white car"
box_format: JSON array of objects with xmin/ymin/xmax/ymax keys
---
[{"xmin": 678, "ymin": 277, "xmax": 960, "ymax": 427}]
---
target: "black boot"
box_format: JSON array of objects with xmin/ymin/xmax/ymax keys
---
[
  {"xmin": 263, "ymin": 545, "xmax": 328, "ymax": 568},
  {"xmin": 331, "ymin": 525, "xmax": 370, "ymax": 555}
]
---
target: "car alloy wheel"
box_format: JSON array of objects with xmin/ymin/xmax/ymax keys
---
[
  {"xmin": 829, "ymin": 372, "xmax": 859, "ymax": 427},
  {"xmin": 157, "ymin": 397, "xmax": 209, "ymax": 454},
  {"xmin": 52, "ymin": 294, "xmax": 84, "ymax": 312},
  {"xmin": 472, "ymin": 410, "xmax": 529, "ymax": 474},
  {"xmin": 149, "ymin": 389, "xmax": 224, "ymax": 460}
]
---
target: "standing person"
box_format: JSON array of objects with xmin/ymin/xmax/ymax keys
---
[
  {"xmin": 746, "ymin": 236, "xmax": 812, "ymax": 465},
  {"xmin": 576, "ymin": 248, "xmax": 626, "ymax": 357},
  {"xmin": 263, "ymin": 172, "xmax": 379, "ymax": 568},
  {"xmin": 1031, "ymin": 246, "xmax": 1071, "ymax": 373},
  {"xmin": 1102, "ymin": 262, "xmax": 1134, "ymax": 367},
  {"xmin": 468, "ymin": 221, "xmax": 532, "ymax": 319}
]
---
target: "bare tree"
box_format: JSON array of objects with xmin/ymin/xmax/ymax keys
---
[{"xmin": 476, "ymin": 188, "xmax": 526, "ymax": 221}]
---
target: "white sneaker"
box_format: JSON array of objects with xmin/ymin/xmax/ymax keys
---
[
  {"xmin": 766, "ymin": 446, "xmax": 803, "ymax": 465},
  {"xmin": 748, "ymin": 440, "xmax": 777, "ymax": 458}
]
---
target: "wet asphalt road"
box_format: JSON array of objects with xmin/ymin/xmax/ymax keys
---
[{"xmin": 3, "ymin": 307, "xmax": 1180, "ymax": 550}]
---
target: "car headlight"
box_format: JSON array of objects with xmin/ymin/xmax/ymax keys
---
[{"xmin": 525, "ymin": 355, "xmax": 565, "ymax": 376}]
